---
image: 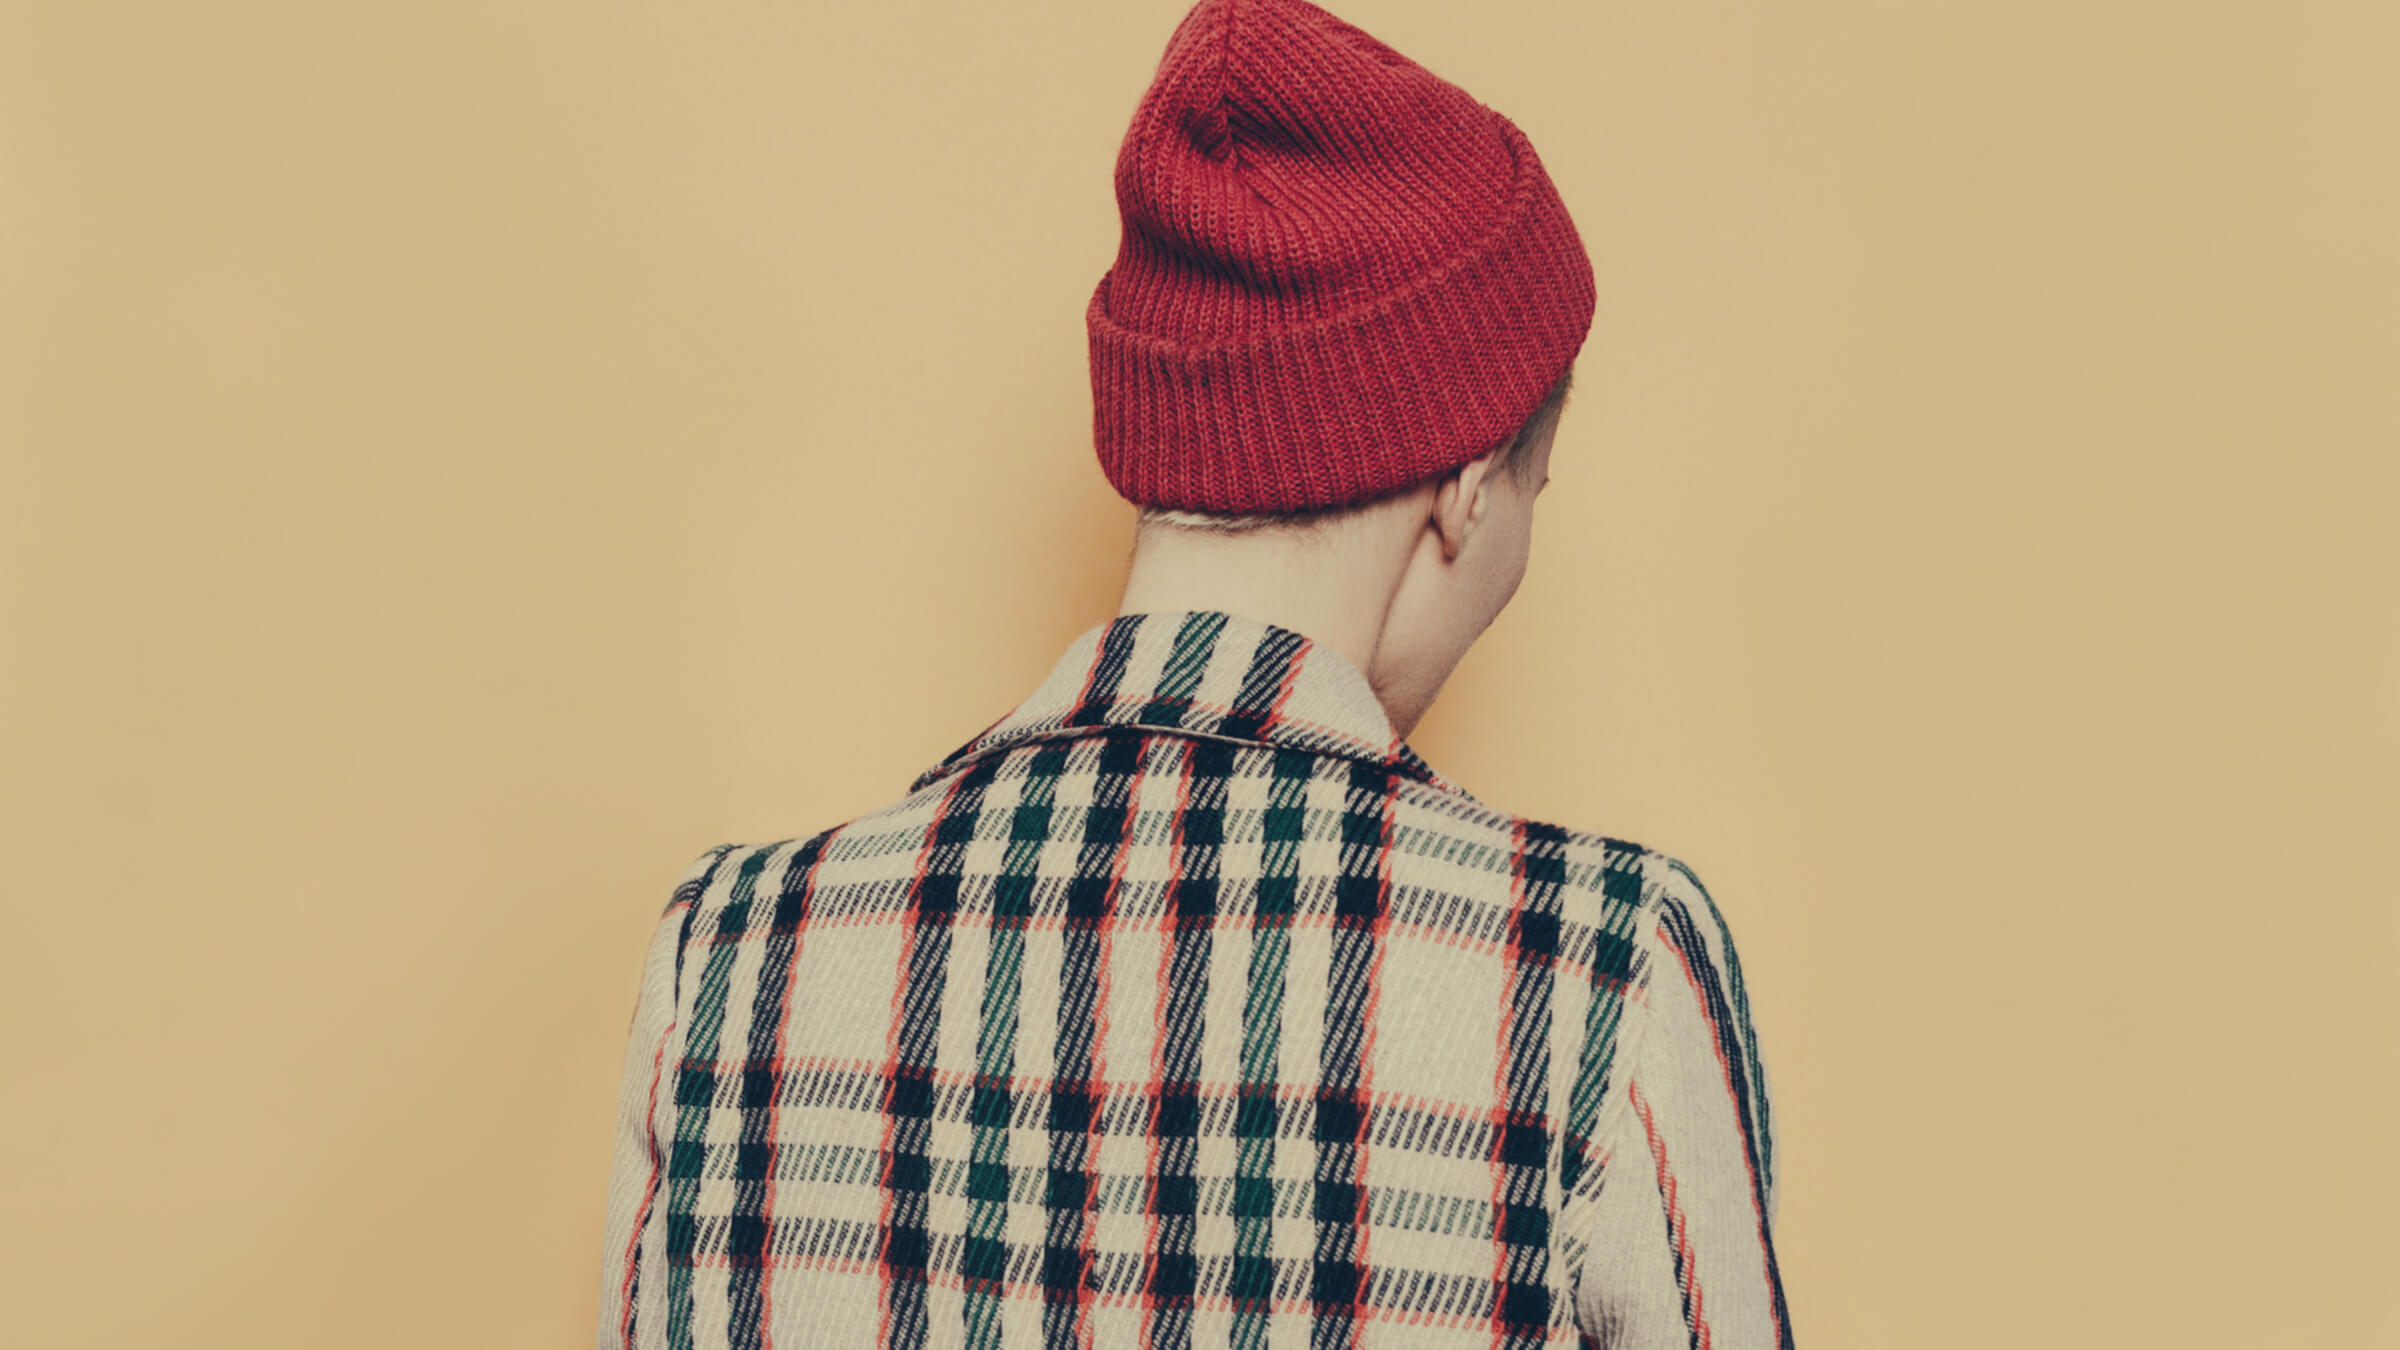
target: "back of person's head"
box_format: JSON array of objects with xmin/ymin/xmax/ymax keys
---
[
  {"xmin": 1085, "ymin": 0, "xmax": 1594, "ymax": 730},
  {"xmin": 1137, "ymin": 367, "xmax": 1574, "ymax": 537},
  {"xmin": 1087, "ymin": 0, "xmax": 1595, "ymax": 528}
]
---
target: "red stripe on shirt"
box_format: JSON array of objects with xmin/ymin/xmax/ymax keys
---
[{"xmin": 1633, "ymin": 1081, "xmax": 1712, "ymax": 1350}]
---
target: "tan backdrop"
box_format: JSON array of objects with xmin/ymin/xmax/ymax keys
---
[{"xmin": 4, "ymin": 1, "xmax": 2393, "ymax": 1346}]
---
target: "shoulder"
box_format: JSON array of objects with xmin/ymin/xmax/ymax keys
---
[
  {"xmin": 1389, "ymin": 777, "xmax": 1654, "ymax": 905},
  {"xmin": 660, "ymin": 775, "xmax": 964, "ymax": 927},
  {"xmin": 1430, "ymin": 789, "xmax": 1757, "ymax": 982},
  {"xmin": 1619, "ymin": 846, "xmax": 1779, "ymax": 1216},
  {"xmin": 1468, "ymin": 810, "xmax": 1767, "ymax": 1053},
  {"xmin": 1587, "ymin": 844, "xmax": 1764, "ymax": 1081},
  {"xmin": 1631, "ymin": 849, "xmax": 1763, "ymax": 1061},
  {"xmin": 667, "ymin": 841, "xmax": 745, "ymax": 905}
]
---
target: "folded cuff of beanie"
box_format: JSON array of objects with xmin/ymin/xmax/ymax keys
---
[{"xmin": 1088, "ymin": 124, "xmax": 1596, "ymax": 516}]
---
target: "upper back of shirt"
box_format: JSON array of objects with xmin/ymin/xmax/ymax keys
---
[{"xmin": 597, "ymin": 609, "xmax": 1782, "ymax": 1349}]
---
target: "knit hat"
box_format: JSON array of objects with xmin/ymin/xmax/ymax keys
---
[{"xmin": 1088, "ymin": 0, "xmax": 1595, "ymax": 515}]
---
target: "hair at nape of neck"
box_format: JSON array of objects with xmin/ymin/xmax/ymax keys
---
[{"xmin": 1136, "ymin": 367, "xmax": 1574, "ymax": 537}]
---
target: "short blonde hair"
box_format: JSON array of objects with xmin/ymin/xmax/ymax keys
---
[{"xmin": 1135, "ymin": 367, "xmax": 1574, "ymax": 536}]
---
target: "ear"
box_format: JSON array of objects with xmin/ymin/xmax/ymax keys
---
[{"xmin": 1429, "ymin": 448, "xmax": 1501, "ymax": 563}]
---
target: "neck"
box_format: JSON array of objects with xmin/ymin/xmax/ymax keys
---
[{"xmin": 1114, "ymin": 514, "xmax": 1415, "ymax": 693}]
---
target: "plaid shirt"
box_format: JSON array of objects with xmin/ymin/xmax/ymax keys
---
[{"xmin": 597, "ymin": 609, "xmax": 1790, "ymax": 1348}]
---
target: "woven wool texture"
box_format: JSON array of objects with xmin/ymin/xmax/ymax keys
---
[
  {"xmin": 596, "ymin": 610, "xmax": 1790, "ymax": 1348},
  {"xmin": 1088, "ymin": 0, "xmax": 1597, "ymax": 513}
]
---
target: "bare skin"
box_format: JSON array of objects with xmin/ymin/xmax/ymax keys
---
[{"xmin": 1114, "ymin": 417, "xmax": 1558, "ymax": 740}]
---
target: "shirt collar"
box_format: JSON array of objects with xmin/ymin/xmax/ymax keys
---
[{"xmin": 909, "ymin": 609, "xmax": 1474, "ymax": 800}]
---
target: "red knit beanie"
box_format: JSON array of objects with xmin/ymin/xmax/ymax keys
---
[{"xmin": 1088, "ymin": 0, "xmax": 1596, "ymax": 515}]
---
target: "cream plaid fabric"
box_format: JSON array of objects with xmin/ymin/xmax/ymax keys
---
[{"xmin": 598, "ymin": 609, "xmax": 1789, "ymax": 1348}]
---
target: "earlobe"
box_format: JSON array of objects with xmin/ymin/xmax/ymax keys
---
[{"xmin": 1431, "ymin": 457, "xmax": 1498, "ymax": 563}]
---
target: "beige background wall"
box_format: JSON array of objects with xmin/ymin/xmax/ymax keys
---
[{"xmin": 4, "ymin": 2, "xmax": 2393, "ymax": 1346}]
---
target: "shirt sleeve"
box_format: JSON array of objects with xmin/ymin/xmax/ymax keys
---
[
  {"xmin": 594, "ymin": 846, "xmax": 730, "ymax": 1350},
  {"xmin": 1568, "ymin": 859, "xmax": 1792, "ymax": 1348}
]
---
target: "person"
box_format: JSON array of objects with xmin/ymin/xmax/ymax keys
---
[{"xmin": 595, "ymin": 1, "xmax": 1791, "ymax": 1345}]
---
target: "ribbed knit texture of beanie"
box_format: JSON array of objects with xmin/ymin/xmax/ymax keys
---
[{"xmin": 1088, "ymin": 0, "xmax": 1596, "ymax": 515}]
